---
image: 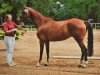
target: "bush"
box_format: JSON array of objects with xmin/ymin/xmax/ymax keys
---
[
  {"xmin": 0, "ymin": 29, "xmax": 26, "ymax": 40},
  {"xmin": 0, "ymin": 31, "xmax": 5, "ymax": 40}
]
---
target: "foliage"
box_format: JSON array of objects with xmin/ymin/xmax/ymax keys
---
[
  {"xmin": 49, "ymin": 0, "xmax": 100, "ymax": 21},
  {"xmin": 0, "ymin": 30, "xmax": 5, "ymax": 40},
  {"xmin": 0, "ymin": 0, "xmax": 100, "ymax": 23},
  {"xmin": 0, "ymin": 29, "xmax": 26, "ymax": 40},
  {"xmin": 14, "ymin": 30, "xmax": 26, "ymax": 40}
]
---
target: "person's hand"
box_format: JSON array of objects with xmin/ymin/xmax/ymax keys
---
[
  {"xmin": 17, "ymin": 25, "xmax": 22, "ymax": 30},
  {"xmin": 18, "ymin": 22, "xmax": 24, "ymax": 29},
  {"xmin": 18, "ymin": 25, "xmax": 22, "ymax": 28},
  {"xmin": 20, "ymin": 22, "xmax": 24, "ymax": 26}
]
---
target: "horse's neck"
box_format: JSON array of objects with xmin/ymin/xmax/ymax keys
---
[{"xmin": 29, "ymin": 9, "xmax": 47, "ymax": 29}]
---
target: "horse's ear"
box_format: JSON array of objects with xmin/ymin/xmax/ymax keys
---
[{"xmin": 22, "ymin": 4, "xmax": 27, "ymax": 9}]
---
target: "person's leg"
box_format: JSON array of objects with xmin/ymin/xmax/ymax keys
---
[
  {"xmin": 4, "ymin": 36, "xmax": 15, "ymax": 66},
  {"xmin": 11, "ymin": 37, "xmax": 16, "ymax": 65}
]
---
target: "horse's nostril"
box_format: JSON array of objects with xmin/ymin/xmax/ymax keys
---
[{"xmin": 22, "ymin": 11, "xmax": 25, "ymax": 14}]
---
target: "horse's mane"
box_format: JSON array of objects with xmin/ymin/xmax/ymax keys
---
[
  {"xmin": 29, "ymin": 7, "xmax": 46, "ymax": 19},
  {"xmin": 28, "ymin": 7, "xmax": 55, "ymax": 23}
]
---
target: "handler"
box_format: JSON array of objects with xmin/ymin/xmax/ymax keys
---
[{"xmin": 2, "ymin": 14, "xmax": 22, "ymax": 67}]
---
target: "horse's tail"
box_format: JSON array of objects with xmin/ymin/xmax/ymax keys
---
[{"xmin": 86, "ymin": 22, "xmax": 94, "ymax": 57}]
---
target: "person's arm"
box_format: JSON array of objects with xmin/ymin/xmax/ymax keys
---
[
  {"xmin": 13, "ymin": 22, "xmax": 18, "ymax": 28},
  {"xmin": 13, "ymin": 22, "xmax": 23, "ymax": 29}
]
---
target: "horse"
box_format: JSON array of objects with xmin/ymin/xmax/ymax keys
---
[{"xmin": 18, "ymin": 7, "xmax": 93, "ymax": 68}]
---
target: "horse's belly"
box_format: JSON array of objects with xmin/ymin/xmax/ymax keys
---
[
  {"xmin": 48, "ymin": 30, "xmax": 71, "ymax": 41},
  {"xmin": 47, "ymin": 25, "xmax": 71, "ymax": 41},
  {"xmin": 50, "ymin": 36, "xmax": 70, "ymax": 41}
]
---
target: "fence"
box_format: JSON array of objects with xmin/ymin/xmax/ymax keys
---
[
  {"xmin": 92, "ymin": 23, "xmax": 100, "ymax": 29},
  {"xmin": 0, "ymin": 23, "xmax": 100, "ymax": 31},
  {"xmin": 0, "ymin": 25, "xmax": 36, "ymax": 31},
  {"xmin": 22, "ymin": 25, "xmax": 36, "ymax": 31}
]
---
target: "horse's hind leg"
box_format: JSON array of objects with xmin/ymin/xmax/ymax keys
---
[
  {"xmin": 80, "ymin": 46, "xmax": 88, "ymax": 68},
  {"xmin": 74, "ymin": 37, "xmax": 88, "ymax": 68},
  {"xmin": 37, "ymin": 40, "xmax": 44, "ymax": 67}
]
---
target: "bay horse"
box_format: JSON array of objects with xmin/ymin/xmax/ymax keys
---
[{"xmin": 18, "ymin": 7, "xmax": 93, "ymax": 68}]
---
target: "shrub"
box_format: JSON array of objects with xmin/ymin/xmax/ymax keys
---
[
  {"xmin": 0, "ymin": 29, "xmax": 26, "ymax": 40},
  {"xmin": 0, "ymin": 31, "xmax": 5, "ymax": 40}
]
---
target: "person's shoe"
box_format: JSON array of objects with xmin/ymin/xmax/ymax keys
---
[
  {"xmin": 11, "ymin": 61, "xmax": 16, "ymax": 66},
  {"xmin": 7, "ymin": 62, "xmax": 16, "ymax": 67},
  {"xmin": 7, "ymin": 62, "xmax": 14, "ymax": 67}
]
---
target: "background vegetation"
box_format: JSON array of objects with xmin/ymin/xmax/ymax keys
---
[
  {"xmin": 0, "ymin": 0, "xmax": 100, "ymax": 25},
  {"xmin": 0, "ymin": 0, "xmax": 100, "ymax": 40}
]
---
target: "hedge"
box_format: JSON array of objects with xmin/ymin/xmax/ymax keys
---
[{"xmin": 0, "ymin": 29, "xmax": 26, "ymax": 40}]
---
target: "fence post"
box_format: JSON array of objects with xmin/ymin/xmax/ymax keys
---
[
  {"xmin": 95, "ymin": 24, "xmax": 96, "ymax": 30},
  {"xmin": 31, "ymin": 26, "xmax": 32, "ymax": 31}
]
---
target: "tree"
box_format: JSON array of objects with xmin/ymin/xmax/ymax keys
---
[{"xmin": 0, "ymin": 0, "xmax": 100, "ymax": 24}]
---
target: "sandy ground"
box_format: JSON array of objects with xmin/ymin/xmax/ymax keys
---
[{"xmin": 0, "ymin": 30, "xmax": 100, "ymax": 75}]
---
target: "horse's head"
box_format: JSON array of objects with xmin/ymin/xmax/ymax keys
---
[
  {"xmin": 17, "ymin": 7, "xmax": 46, "ymax": 27},
  {"xmin": 18, "ymin": 7, "xmax": 30, "ymax": 21}
]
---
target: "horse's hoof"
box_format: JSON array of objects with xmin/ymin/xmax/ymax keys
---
[
  {"xmin": 37, "ymin": 63, "xmax": 43, "ymax": 67},
  {"xmin": 44, "ymin": 63, "xmax": 49, "ymax": 66},
  {"xmin": 45, "ymin": 62, "xmax": 50, "ymax": 66},
  {"xmin": 45, "ymin": 63, "xmax": 49, "ymax": 66},
  {"xmin": 79, "ymin": 64, "xmax": 86, "ymax": 68},
  {"xmin": 37, "ymin": 63, "xmax": 40, "ymax": 67},
  {"xmin": 79, "ymin": 60, "xmax": 88, "ymax": 68}
]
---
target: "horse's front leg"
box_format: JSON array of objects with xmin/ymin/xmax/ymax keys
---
[
  {"xmin": 37, "ymin": 40, "xmax": 44, "ymax": 67},
  {"xmin": 45, "ymin": 41, "xmax": 50, "ymax": 66}
]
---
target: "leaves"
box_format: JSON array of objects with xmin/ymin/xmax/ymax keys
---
[
  {"xmin": 0, "ymin": 30, "xmax": 26, "ymax": 40},
  {"xmin": 0, "ymin": 3, "xmax": 12, "ymax": 13},
  {"xmin": 0, "ymin": 0, "xmax": 100, "ymax": 22}
]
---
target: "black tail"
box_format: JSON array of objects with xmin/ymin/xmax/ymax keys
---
[{"xmin": 87, "ymin": 22, "xmax": 94, "ymax": 57}]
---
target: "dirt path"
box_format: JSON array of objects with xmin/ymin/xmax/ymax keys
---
[{"xmin": 0, "ymin": 30, "xmax": 100, "ymax": 75}]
